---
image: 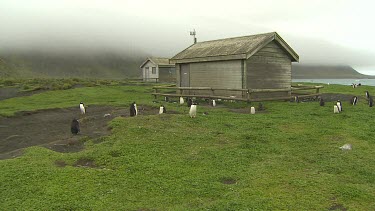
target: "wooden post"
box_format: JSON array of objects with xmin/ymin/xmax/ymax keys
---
[{"xmin": 154, "ymin": 88, "xmax": 158, "ymax": 99}]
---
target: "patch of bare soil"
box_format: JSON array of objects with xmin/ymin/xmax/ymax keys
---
[
  {"xmin": 54, "ymin": 160, "xmax": 67, "ymax": 167},
  {"xmin": 73, "ymin": 158, "xmax": 96, "ymax": 168},
  {"xmin": 220, "ymin": 177, "xmax": 237, "ymax": 185},
  {"xmin": 0, "ymin": 87, "xmax": 46, "ymax": 101},
  {"xmin": 329, "ymin": 204, "xmax": 347, "ymax": 211},
  {"xmin": 0, "ymin": 105, "xmax": 161, "ymax": 160},
  {"xmin": 318, "ymin": 93, "xmax": 357, "ymax": 102}
]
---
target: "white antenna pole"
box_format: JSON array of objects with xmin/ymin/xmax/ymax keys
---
[{"xmin": 190, "ymin": 29, "xmax": 197, "ymax": 44}]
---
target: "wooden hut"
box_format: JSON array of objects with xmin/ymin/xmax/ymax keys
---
[
  {"xmin": 170, "ymin": 32, "xmax": 299, "ymax": 98},
  {"xmin": 140, "ymin": 57, "xmax": 176, "ymax": 83}
]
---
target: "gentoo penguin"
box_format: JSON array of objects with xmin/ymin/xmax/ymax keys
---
[
  {"xmin": 79, "ymin": 102, "xmax": 85, "ymax": 114},
  {"xmin": 179, "ymin": 97, "xmax": 184, "ymax": 105},
  {"xmin": 334, "ymin": 105, "xmax": 340, "ymax": 114},
  {"xmin": 159, "ymin": 105, "xmax": 166, "ymax": 114},
  {"xmin": 351, "ymin": 96, "xmax": 358, "ymax": 105},
  {"xmin": 250, "ymin": 107, "xmax": 255, "ymax": 114},
  {"xmin": 189, "ymin": 103, "xmax": 197, "ymax": 118},
  {"xmin": 130, "ymin": 102, "xmax": 137, "ymax": 117},
  {"xmin": 369, "ymin": 97, "xmax": 373, "ymax": 107},
  {"xmin": 164, "ymin": 96, "xmax": 169, "ymax": 102},
  {"xmin": 71, "ymin": 119, "xmax": 80, "ymax": 135},
  {"xmin": 187, "ymin": 98, "xmax": 193, "ymax": 108},
  {"xmin": 211, "ymin": 99, "xmax": 216, "ymax": 107},
  {"xmin": 365, "ymin": 91, "xmax": 370, "ymax": 99},
  {"xmin": 319, "ymin": 98, "xmax": 325, "ymax": 106},
  {"xmin": 336, "ymin": 100, "xmax": 342, "ymax": 112}
]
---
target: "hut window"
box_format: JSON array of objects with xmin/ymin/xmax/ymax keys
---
[{"xmin": 152, "ymin": 67, "xmax": 156, "ymax": 74}]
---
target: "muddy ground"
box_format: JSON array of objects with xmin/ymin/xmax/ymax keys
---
[
  {"xmin": 0, "ymin": 87, "xmax": 357, "ymax": 160},
  {"xmin": 0, "ymin": 105, "xmax": 161, "ymax": 159}
]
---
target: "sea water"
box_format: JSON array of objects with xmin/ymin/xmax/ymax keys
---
[{"xmin": 293, "ymin": 79, "xmax": 375, "ymax": 86}]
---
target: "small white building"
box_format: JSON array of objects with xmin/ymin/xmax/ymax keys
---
[{"xmin": 140, "ymin": 57, "xmax": 176, "ymax": 82}]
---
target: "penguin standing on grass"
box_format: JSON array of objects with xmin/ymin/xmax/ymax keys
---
[
  {"xmin": 179, "ymin": 97, "xmax": 184, "ymax": 105},
  {"xmin": 159, "ymin": 105, "xmax": 166, "ymax": 114},
  {"xmin": 336, "ymin": 100, "xmax": 342, "ymax": 112},
  {"xmin": 351, "ymin": 96, "xmax": 358, "ymax": 105},
  {"xmin": 79, "ymin": 102, "xmax": 85, "ymax": 114},
  {"xmin": 294, "ymin": 96, "xmax": 299, "ymax": 103},
  {"xmin": 71, "ymin": 119, "xmax": 80, "ymax": 135},
  {"xmin": 130, "ymin": 102, "xmax": 138, "ymax": 117},
  {"xmin": 189, "ymin": 103, "xmax": 197, "ymax": 118},
  {"xmin": 187, "ymin": 98, "xmax": 193, "ymax": 107},
  {"xmin": 334, "ymin": 105, "xmax": 340, "ymax": 114},
  {"xmin": 211, "ymin": 99, "xmax": 216, "ymax": 107},
  {"xmin": 365, "ymin": 91, "xmax": 370, "ymax": 99},
  {"xmin": 250, "ymin": 107, "xmax": 256, "ymax": 114},
  {"xmin": 369, "ymin": 97, "xmax": 373, "ymax": 107}
]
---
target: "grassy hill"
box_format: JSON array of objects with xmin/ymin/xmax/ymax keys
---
[
  {"xmin": 292, "ymin": 64, "xmax": 375, "ymax": 79},
  {"xmin": 0, "ymin": 49, "xmax": 148, "ymax": 79},
  {"xmin": 1, "ymin": 80, "xmax": 375, "ymax": 210}
]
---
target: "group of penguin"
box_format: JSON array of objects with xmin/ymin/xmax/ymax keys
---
[
  {"xmin": 316, "ymin": 91, "xmax": 373, "ymax": 114},
  {"xmin": 179, "ymin": 97, "xmax": 199, "ymax": 118},
  {"xmin": 70, "ymin": 90, "xmax": 373, "ymax": 134},
  {"xmin": 70, "ymin": 97, "xmax": 203, "ymax": 135}
]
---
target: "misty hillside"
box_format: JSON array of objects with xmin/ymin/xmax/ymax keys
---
[
  {"xmin": 292, "ymin": 64, "xmax": 375, "ymax": 79},
  {"xmin": 0, "ymin": 49, "xmax": 148, "ymax": 79}
]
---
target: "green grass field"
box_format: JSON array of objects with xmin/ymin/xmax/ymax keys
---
[{"xmin": 1, "ymin": 81, "xmax": 375, "ymax": 210}]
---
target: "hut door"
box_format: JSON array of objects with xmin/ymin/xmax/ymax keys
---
[{"xmin": 180, "ymin": 64, "xmax": 190, "ymax": 87}]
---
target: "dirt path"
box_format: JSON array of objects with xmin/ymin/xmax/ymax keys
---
[
  {"xmin": 0, "ymin": 105, "xmax": 159, "ymax": 159},
  {"xmin": 0, "ymin": 87, "xmax": 47, "ymax": 101}
]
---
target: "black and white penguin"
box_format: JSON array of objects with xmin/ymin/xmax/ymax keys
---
[
  {"xmin": 130, "ymin": 102, "xmax": 138, "ymax": 117},
  {"xmin": 211, "ymin": 99, "xmax": 216, "ymax": 107},
  {"xmin": 187, "ymin": 98, "xmax": 193, "ymax": 107},
  {"xmin": 159, "ymin": 105, "xmax": 166, "ymax": 114},
  {"xmin": 334, "ymin": 105, "xmax": 340, "ymax": 114},
  {"xmin": 189, "ymin": 103, "xmax": 197, "ymax": 118},
  {"xmin": 365, "ymin": 91, "xmax": 370, "ymax": 99},
  {"xmin": 71, "ymin": 119, "xmax": 80, "ymax": 135},
  {"xmin": 319, "ymin": 98, "xmax": 325, "ymax": 106},
  {"xmin": 164, "ymin": 96, "xmax": 169, "ymax": 102},
  {"xmin": 79, "ymin": 102, "xmax": 85, "ymax": 114},
  {"xmin": 336, "ymin": 100, "xmax": 342, "ymax": 112},
  {"xmin": 369, "ymin": 97, "xmax": 373, "ymax": 107},
  {"xmin": 351, "ymin": 96, "xmax": 358, "ymax": 105},
  {"xmin": 179, "ymin": 97, "xmax": 184, "ymax": 105}
]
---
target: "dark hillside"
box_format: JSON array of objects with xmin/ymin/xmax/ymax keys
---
[
  {"xmin": 292, "ymin": 64, "xmax": 375, "ymax": 79},
  {"xmin": 0, "ymin": 49, "xmax": 148, "ymax": 78}
]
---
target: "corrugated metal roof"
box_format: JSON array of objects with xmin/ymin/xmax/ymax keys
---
[
  {"xmin": 171, "ymin": 32, "xmax": 299, "ymax": 62},
  {"xmin": 140, "ymin": 57, "xmax": 175, "ymax": 68}
]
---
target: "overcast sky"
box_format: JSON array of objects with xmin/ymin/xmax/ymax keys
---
[{"xmin": 1, "ymin": 0, "xmax": 375, "ymax": 74}]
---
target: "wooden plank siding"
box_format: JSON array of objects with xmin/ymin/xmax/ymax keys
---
[
  {"xmin": 246, "ymin": 41, "xmax": 292, "ymax": 98},
  {"xmin": 158, "ymin": 67, "xmax": 176, "ymax": 83},
  {"xmin": 187, "ymin": 60, "xmax": 243, "ymax": 96}
]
